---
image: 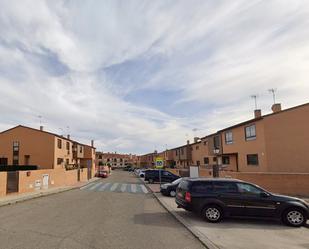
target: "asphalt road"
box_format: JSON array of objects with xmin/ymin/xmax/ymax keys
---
[{"xmin": 0, "ymin": 171, "xmax": 205, "ymax": 249}]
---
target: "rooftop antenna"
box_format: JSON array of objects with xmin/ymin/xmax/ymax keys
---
[
  {"xmin": 37, "ymin": 115, "xmax": 42, "ymax": 125},
  {"xmin": 268, "ymin": 88, "xmax": 277, "ymax": 104},
  {"xmin": 250, "ymin": 95, "xmax": 258, "ymax": 109},
  {"xmin": 66, "ymin": 126, "xmax": 70, "ymax": 135}
]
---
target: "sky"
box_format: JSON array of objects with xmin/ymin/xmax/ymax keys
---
[{"xmin": 0, "ymin": 0, "xmax": 309, "ymax": 154}]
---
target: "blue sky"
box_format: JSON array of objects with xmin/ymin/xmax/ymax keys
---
[{"xmin": 0, "ymin": 0, "xmax": 309, "ymax": 154}]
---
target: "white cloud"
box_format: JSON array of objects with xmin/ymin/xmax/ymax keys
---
[{"xmin": 0, "ymin": 0, "xmax": 309, "ymax": 154}]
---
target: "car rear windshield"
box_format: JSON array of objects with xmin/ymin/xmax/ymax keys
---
[{"xmin": 178, "ymin": 180, "xmax": 190, "ymax": 190}]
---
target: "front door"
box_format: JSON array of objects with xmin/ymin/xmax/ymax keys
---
[
  {"xmin": 236, "ymin": 183, "xmax": 277, "ymax": 217},
  {"xmin": 7, "ymin": 171, "xmax": 19, "ymax": 194}
]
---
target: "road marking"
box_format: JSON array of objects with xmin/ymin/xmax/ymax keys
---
[
  {"xmin": 140, "ymin": 185, "xmax": 148, "ymax": 194},
  {"xmin": 131, "ymin": 184, "xmax": 137, "ymax": 193},
  {"xmin": 80, "ymin": 182, "xmax": 96, "ymax": 190},
  {"xmin": 110, "ymin": 183, "xmax": 119, "ymax": 191},
  {"xmin": 121, "ymin": 184, "xmax": 127, "ymax": 192},
  {"xmin": 98, "ymin": 183, "xmax": 111, "ymax": 191},
  {"xmin": 92, "ymin": 182, "xmax": 104, "ymax": 191},
  {"xmin": 89, "ymin": 182, "xmax": 102, "ymax": 191}
]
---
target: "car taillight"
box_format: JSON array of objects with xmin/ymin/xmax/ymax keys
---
[{"xmin": 185, "ymin": 192, "xmax": 191, "ymax": 203}]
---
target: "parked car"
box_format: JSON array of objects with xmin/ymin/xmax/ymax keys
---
[
  {"xmin": 97, "ymin": 170, "xmax": 109, "ymax": 178},
  {"xmin": 160, "ymin": 178, "xmax": 183, "ymax": 197},
  {"xmin": 139, "ymin": 170, "xmax": 146, "ymax": 178},
  {"xmin": 176, "ymin": 178, "xmax": 309, "ymax": 227},
  {"xmin": 145, "ymin": 170, "xmax": 179, "ymax": 183}
]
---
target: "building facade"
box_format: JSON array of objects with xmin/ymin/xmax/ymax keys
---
[
  {"xmin": 140, "ymin": 102, "xmax": 309, "ymax": 174},
  {"xmin": 0, "ymin": 125, "xmax": 96, "ymax": 176},
  {"xmin": 95, "ymin": 152, "xmax": 138, "ymax": 168}
]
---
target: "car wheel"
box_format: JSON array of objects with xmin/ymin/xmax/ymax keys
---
[
  {"xmin": 282, "ymin": 208, "xmax": 306, "ymax": 227},
  {"xmin": 169, "ymin": 190, "xmax": 176, "ymax": 197},
  {"xmin": 202, "ymin": 205, "xmax": 223, "ymax": 223}
]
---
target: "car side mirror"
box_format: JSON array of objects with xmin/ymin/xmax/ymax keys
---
[{"xmin": 260, "ymin": 192, "xmax": 270, "ymax": 198}]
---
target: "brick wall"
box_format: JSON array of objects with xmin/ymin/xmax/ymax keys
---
[
  {"xmin": 170, "ymin": 168, "xmax": 309, "ymax": 197},
  {"xmin": 220, "ymin": 171, "xmax": 309, "ymax": 197}
]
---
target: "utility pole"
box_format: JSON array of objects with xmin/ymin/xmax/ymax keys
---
[{"xmin": 268, "ymin": 88, "xmax": 277, "ymax": 104}]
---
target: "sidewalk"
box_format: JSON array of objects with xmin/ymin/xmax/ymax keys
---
[
  {"xmin": 153, "ymin": 193, "xmax": 309, "ymax": 249},
  {"xmin": 0, "ymin": 177, "xmax": 100, "ymax": 207}
]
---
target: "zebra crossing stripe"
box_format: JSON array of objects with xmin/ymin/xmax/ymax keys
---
[
  {"xmin": 89, "ymin": 182, "xmax": 102, "ymax": 190},
  {"xmin": 99, "ymin": 183, "xmax": 111, "ymax": 191},
  {"xmin": 140, "ymin": 185, "xmax": 148, "ymax": 194},
  {"xmin": 110, "ymin": 183, "xmax": 119, "ymax": 191},
  {"xmin": 80, "ymin": 182, "xmax": 96, "ymax": 190},
  {"xmin": 131, "ymin": 184, "xmax": 137, "ymax": 193},
  {"xmin": 121, "ymin": 184, "xmax": 127, "ymax": 192}
]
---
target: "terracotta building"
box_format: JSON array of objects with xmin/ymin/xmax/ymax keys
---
[
  {"xmin": 0, "ymin": 125, "xmax": 96, "ymax": 177},
  {"xmin": 95, "ymin": 152, "xmax": 139, "ymax": 168},
  {"xmin": 218, "ymin": 103, "xmax": 309, "ymax": 173},
  {"xmin": 141, "ymin": 102, "xmax": 309, "ymax": 174}
]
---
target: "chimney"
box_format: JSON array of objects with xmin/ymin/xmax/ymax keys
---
[
  {"xmin": 40, "ymin": 126, "xmax": 44, "ymax": 131},
  {"xmin": 187, "ymin": 140, "xmax": 190, "ymax": 145},
  {"xmin": 271, "ymin": 103, "xmax": 282, "ymax": 113},
  {"xmin": 91, "ymin": 140, "xmax": 94, "ymax": 147},
  {"xmin": 254, "ymin": 109, "xmax": 262, "ymax": 118},
  {"xmin": 194, "ymin": 137, "xmax": 200, "ymax": 143},
  {"xmin": 67, "ymin": 135, "xmax": 70, "ymax": 140}
]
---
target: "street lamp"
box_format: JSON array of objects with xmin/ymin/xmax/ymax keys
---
[{"xmin": 213, "ymin": 148, "xmax": 220, "ymax": 178}]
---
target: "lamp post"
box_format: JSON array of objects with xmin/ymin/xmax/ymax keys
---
[{"xmin": 213, "ymin": 148, "xmax": 220, "ymax": 178}]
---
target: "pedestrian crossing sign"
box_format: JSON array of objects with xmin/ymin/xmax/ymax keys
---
[{"xmin": 155, "ymin": 157, "xmax": 164, "ymax": 169}]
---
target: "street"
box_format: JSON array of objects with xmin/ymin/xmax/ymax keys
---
[{"xmin": 0, "ymin": 170, "xmax": 205, "ymax": 249}]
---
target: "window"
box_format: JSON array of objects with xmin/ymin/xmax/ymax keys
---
[
  {"xmin": 247, "ymin": 154, "xmax": 259, "ymax": 165},
  {"xmin": 245, "ymin": 125, "xmax": 256, "ymax": 140},
  {"xmin": 204, "ymin": 157, "xmax": 209, "ymax": 165},
  {"xmin": 181, "ymin": 148, "xmax": 184, "ymax": 155},
  {"xmin": 225, "ymin": 131, "xmax": 233, "ymax": 144},
  {"xmin": 57, "ymin": 158, "xmax": 63, "ymax": 165},
  {"xmin": 57, "ymin": 139, "xmax": 62, "ymax": 149},
  {"xmin": 175, "ymin": 150, "xmax": 178, "ymax": 156},
  {"xmin": 79, "ymin": 146, "xmax": 83, "ymax": 153},
  {"xmin": 213, "ymin": 135, "xmax": 220, "ymax": 149},
  {"xmin": 12, "ymin": 141, "xmax": 19, "ymax": 165},
  {"xmin": 213, "ymin": 157, "xmax": 217, "ymax": 162},
  {"xmin": 196, "ymin": 146, "xmax": 199, "ymax": 150},
  {"xmin": 191, "ymin": 182, "xmax": 213, "ymax": 193},
  {"xmin": 66, "ymin": 159, "xmax": 69, "ymax": 165},
  {"xmin": 66, "ymin": 142, "xmax": 70, "ymax": 150},
  {"xmin": 203, "ymin": 140, "xmax": 208, "ymax": 145},
  {"xmin": 213, "ymin": 182, "xmax": 238, "ymax": 193},
  {"xmin": 222, "ymin": 156, "xmax": 230, "ymax": 165},
  {"xmin": 196, "ymin": 160, "xmax": 200, "ymax": 166},
  {"xmin": 98, "ymin": 155, "xmax": 102, "ymax": 159},
  {"xmin": 237, "ymin": 183, "xmax": 263, "ymax": 195}
]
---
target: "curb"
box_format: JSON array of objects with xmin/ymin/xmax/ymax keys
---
[
  {"xmin": 0, "ymin": 178, "xmax": 100, "ymax": 208},
  {"xmin": 138, "ymin": 177, "xmax": 219, "ymax": 249},
  {"xmin": 153, "ymin": 193, "xmax": 219, "ymax": 249}
]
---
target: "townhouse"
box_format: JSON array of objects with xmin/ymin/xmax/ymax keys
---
[
  {"xmin": 219, "ymin": 103, "xmax": 309, "ymax": 173},
  {"xmin": 0, "ymin": 125, "xmax": 96, "ymax": 177},
  {"xmin": 140, "ymin": 102, "xmax": 309, "ymax": 174},
  {"xmin": 96, "ymin": 152, "xmax": 139, "ymax": 168}
]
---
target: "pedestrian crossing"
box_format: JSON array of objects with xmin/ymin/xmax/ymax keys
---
[{"xmin": 80, "ymin": 182, "xmax": 149, "ymax": 194}]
